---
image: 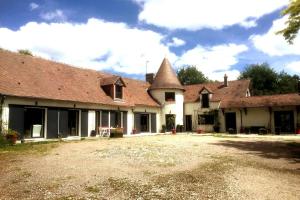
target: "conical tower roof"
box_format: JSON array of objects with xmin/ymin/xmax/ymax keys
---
[{"xmin": 149, "ymin": 58, "xmax": 184, "ymax": 91}]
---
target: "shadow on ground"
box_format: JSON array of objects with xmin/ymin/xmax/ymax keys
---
[{"xmin": 212, "ymin": 140, "xmax": 300, "ymax": 163}]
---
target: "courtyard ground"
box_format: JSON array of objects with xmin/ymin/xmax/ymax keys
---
[{"xmin": 0, "ymin": 134, "xmax": 300, "ymax": 200}]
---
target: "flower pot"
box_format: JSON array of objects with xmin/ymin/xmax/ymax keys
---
[
  {"xmin": 6, "ymin": 135, "xmax": 17, "ymax": 145},
  {"xmin": 197, "ymin": 129, "xmax": 202, "ymax": 134},
  {"xmin": 132, "ymin": 129, "xmax": 137, "ymax": 134},
  {"xmin": 171, "ymin": 129, "xmax": 176, "ymax": 134},
  {"xmin": 296, "ymin": 128, "xmax": 300, "ymax": 134}
]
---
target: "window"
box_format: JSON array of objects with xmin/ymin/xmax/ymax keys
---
[
  {"xmin": 115, "ymin": 85, "xmax": 123, "ymax": 99},
  {"xmin": 201, "ymin": 93, "xmax": 209, "ymax": 108},
  {"xmin": 198, "ymin": 114, "xmax": 214, "ymax": 125},
  {"xmin": 165, "ymin": 92, "xmax": 175, "ymax": 102}
]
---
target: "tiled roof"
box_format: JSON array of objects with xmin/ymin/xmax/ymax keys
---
[
  {"xmin": 0, "ymin": 49, "xmax": 159, "ymax": 107},
  {"xmin": 184, "ymin": 79, "xmax": 250, "ymax": 103},
  {"xmin": 149, "ymin": 58, "xmax": 184, "ymax": 91},
  {"xmin": 221, "ymin": 93, "xmax": 300, "ymax": 108}
]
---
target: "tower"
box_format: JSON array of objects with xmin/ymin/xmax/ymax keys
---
[{"xmin": 149, "ymin": 58, "xmax": 184, "ymax": 131}]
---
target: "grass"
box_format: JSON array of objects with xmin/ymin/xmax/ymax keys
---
[{"xmin": 0, "ymin": 141, "xmax": 60, "ymax": 155}]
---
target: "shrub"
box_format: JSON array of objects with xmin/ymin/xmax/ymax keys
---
[
  {"xmin": 0, "ymin": 133, "xmax": 9, "ymax": 147},
  {"xmin": 161, "ymin": 125, "xmax": 166, "ymax": 133}
]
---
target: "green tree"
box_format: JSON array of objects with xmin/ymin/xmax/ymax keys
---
[
  {"xmin": 18, "ymin": 49, "xmax": 33, "ymax": 56},
  {"xmin": 238, "ymin": 63, "xmax": 278, "ymax": 95},
  {"xmin": 277, "ymin": 0, "xmax": 300, "ymax": 44},
  {"xmin": 277, "ymin": 71, "xmax": 299, "ymax": 93},
  {"xmin": 177, "ymin": 66, "xmax": 209, "ymax": 85}
]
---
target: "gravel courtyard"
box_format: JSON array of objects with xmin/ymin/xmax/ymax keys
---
[{"xmin": 0, "ymin": 134, "xmax": 300, "ymax": 200}]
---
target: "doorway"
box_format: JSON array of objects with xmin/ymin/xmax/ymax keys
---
[
  {"xmin": 225, "ymin": 112, "xmax": 236, "ymax": 133},
  {"xmin": 68, "ymin": 110, "xmax": 79, "ymax": 136},
  {"xmin": 185, "ymin": 115, "xmax": 192, "ymax": 131},
  {"xmin": 166, "ymin": 114, "xmax": 175, "ymax": 131},
  {"xmin": 274, "ymin": 111, "xmax": 294, "ymax": 133},
  {"xmin": 24, "ymin": 108, "xmax": 45, "ymax": 138},
  {"xmin": 140, "ymin": 114, "xmax": 149, "ymax": 132}
]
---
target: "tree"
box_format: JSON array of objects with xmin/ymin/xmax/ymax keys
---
[
  {"xmin": 277, "ymin": 0, "xmax": 300, "ymax": 44},
  {"xmin": 18, "ymin": 49, "xmax": 33, "ymax": 56},
  {"xmin": 177, "ymin": 66, "xmax": 209, "ymax": 85},
  {"xmin": 277, "ymin": 71, "xmax": 299, "ymax": 93},
  {"xmin": 238, "ymin": 63, "xmax": 278, "ymax": 95}
]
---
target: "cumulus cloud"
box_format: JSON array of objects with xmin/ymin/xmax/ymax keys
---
[
  {"xmin": 134, "ymin": 0, "xmax": 288, "ymax": 30},
  {"xmin": 251, "ymin": 16, "xmax": 300, "ymax": 56},
  {"xmin": 176, "ymin": 44, "xmax": 248, "ymax": 81},
  {"xmin": 40, "ymin": 9, "xmax": 67, "ymax": 21},
  {"xmin": 286, "ymin": 61, "xmax": 300, "ymax": 74},
  {"xmin": 29, "ymin": 2, "xmax": 39, "ymax": 10},
  {"xmin": 167, "ymin": 37, "xmax": 186, "ymax": 47},
  {"xmin": 0, "ymin": 19, "xmax": 176, "ymax": 75}
]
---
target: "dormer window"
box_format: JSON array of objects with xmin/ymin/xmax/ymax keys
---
[
  {"xmin": 202, "ymin": 93, "xmax": 209, "ymax": 108},
  {"xmin": 100, "ymin": 76, "xmax": 126, "ymax": 100},
  {"xmin": 199, "ymin": 86, "xmax": 212, "ymax": 108},
  {"xmin": 165, "ymin": 92, "xmax": 175, "ymax": 102}
]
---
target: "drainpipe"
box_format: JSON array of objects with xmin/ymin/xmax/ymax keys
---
[{"xmin": 0, "ymin": 94, "xmax": 5, "ymax": 135}]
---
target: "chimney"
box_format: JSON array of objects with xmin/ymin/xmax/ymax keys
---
[
  {"xmin": 224, "ymin": 74, "xmax": 228, "ymax": 87},
  {"xmin": 146, "ymin": 73, "xmax": 155, "ymax": 84}
]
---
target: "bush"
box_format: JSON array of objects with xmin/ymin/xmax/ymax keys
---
[
  {"xmin": 0, "ymin": 134, "xmax": 9, "ymax": 147},
  {"xmin": 161, "ymin": 125, "xmax": 166, "ymax": 133},
  {"xmin": 110, "ymin": 128, "xmax": 123, "ymax": 138},
  {"xmin": 176, "ymin": 125, "xmax": 184, "ymax": 132}
]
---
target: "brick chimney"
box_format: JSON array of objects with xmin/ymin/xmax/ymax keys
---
[
  {"xmin": 224, "ymin": 74, "xmax": 228, "ymax": 87},
  {"xmin": 146, "ymin": 73, "xmax": 155, "ymax": 84}
]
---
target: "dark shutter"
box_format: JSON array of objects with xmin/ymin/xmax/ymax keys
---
[
  {"xmin": 101, "ymin": 111, "xmax": 109, "ymax": 127},
  {"xmin": 123, "ymin": 112, "xmax": 127, "ymax": 135},
  {"xmin": 151, "ymin": 113, "xmax": 156, "ymax": 133},
  {"xmin": 134, "ymin": 113, "xmax": 141, "ymax": 133},
  {"xmin": 81, "ymin": 110, "xmax": 88, "ymax": 137},
  {"xmin": 8, "ymin": 105, "xmax": 24, "ymax": 137},
  {"xmin": 47, "ymin": 109, "xmax": 59, "ymax": 139},
  {"xmin": 59, "ymin": 110, "xmax": 68, "ymax": 138}
]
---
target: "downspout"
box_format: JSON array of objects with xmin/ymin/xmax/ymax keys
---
[{"xmin": 0, "ymin": 94, "xmax": 5, "ymax": 135}]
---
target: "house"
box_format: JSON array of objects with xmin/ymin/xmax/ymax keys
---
[{"xmin": 0, "ymin": 49, "xmax": 299, "ymax": 140}]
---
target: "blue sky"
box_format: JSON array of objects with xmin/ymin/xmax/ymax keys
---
[{"xmin": 0, "ymin": 0, "xmax": 299, "ymax": 81}]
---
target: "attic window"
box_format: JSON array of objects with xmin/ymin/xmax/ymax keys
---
[
  {"xmin": 115, "ymin": 85, "xmax": 123, "ymax": 99},
  {"xmin": 165, "ymin": 92, "xmax": 175, "ymax": 102},
  {"xmin": 201, "ymin": 93, "xmax": 209, "ymax": 108}
]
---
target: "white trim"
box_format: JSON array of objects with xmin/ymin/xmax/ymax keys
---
[{"xmin": 108, "ymin": 111, "xmax": 111, "ymax": 134}]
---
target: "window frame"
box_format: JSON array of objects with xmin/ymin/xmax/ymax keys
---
[
  {"xmin": 198, "ymin": 114, "xmax": 214, "ymax": 125},
  {"xmin": 201, "ymin": 93, "xmax": 209, "ymax": 108},
  {"xmin": 115, "ymin": 84, "xmax": 123, "ymax": 99}
]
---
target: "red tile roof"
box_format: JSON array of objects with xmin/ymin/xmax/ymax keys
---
[
  {"xmin": 0, "ymin": 50, "xmax": 159, "ymax": 108},
  {"xmin": 221, "ymin": 93, "xmax": 300, "ymax": 108},
  {"xmin": 149, "ymin": 58, "xmax": 184, "ymax": 91},
  {"xmin": 184, "ymin": 79, "xmax": 251, "ymax": 103}
]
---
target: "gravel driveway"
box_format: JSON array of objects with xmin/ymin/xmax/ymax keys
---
[{"xmin": 0, "ymin": 134, "xmax": 299, "ymax": 200}]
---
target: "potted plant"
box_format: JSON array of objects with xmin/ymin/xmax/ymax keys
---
[
  {"xmin": 197, "ymin": 129, "xmax": 202, "ymax": 134},
  {"xmin": 171, "ymin": 128, "xmax": 176, "ymax": 134},
  {"xmin": 161, "ymin": 125, "xmax": 166, "ymax": 133},
  {"xmin": 4, "ymin": 129, "xmax": 19, "ymax": 145},
  {"xmin": 132, "ymin": 128, "xmax": 137, "ymax": 134},
  {"xmin": 213, "ymin": 122, "xmax": 220, "ymax": 133}
]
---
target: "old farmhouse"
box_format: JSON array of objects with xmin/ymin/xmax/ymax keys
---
[{"xmin": 0, "ymin": 49, "xmax": 299, "ymax": 140}]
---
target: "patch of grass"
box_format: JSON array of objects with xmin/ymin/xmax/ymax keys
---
[
  {"xmin": 0, "ymin": 141, "xmax": 60, "ymax": 155},
  {"xmin": 213, "ymin": 134, "xmax": 239, "ymax": 138},
  {"xmin": 85, "ymin": 185, "xmax": 100, "ymax": 193}
]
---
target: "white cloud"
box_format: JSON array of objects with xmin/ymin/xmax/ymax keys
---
[
  {"xmin": 286, "ymin": 61, "xmax": 300, "ymax": 74},
  {"xmin": 167, "ymin": 37, "xmax": 186, "ymax": 47},
  {"xmin": 134, "ymin": 0, "xmax": 288, "ymax": 30},
  {"xmin": 251, "ymin": 16, "xmax": 300, "ymax": 56},
  {"xmin": 40, "ymin": 9, "xmax": 67, "ymax": 21},
  {"xmin": 176, "ymin": 44, "xmax": 248, "ymax": 81},
  {"xmin": 0, "ymin": 19, "xmax": 177, "ymax": 75},
  {"xmin": 29, "ymin": 2, "xmax": 39, "ymax": 10}
]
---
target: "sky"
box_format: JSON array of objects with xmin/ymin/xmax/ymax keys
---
[{"xmin": 0, "ymin": 0, "xmax": 299, "ymax": 81}]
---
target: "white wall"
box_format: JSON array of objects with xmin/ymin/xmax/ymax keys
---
[{"xmin": 150, "ymin": 89, "xmax": 184, "ymax": 127}]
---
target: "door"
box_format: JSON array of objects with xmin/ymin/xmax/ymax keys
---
[
  {"xmin": 166, "ymin": 114, "xmax": 175, "ymax": 131},
  {"xmin": 185, "ymin": 115, "xmax": 192, "ymax": 131},
  {"xmin": 225, "ymin": 112, "xmax": 236, "ymax": 132},
  {"xmin": 274, "ymin": 111, "xmax": 294, "ymax": 133},
  {"xmin": 140, "ymin": 114, "xmax": 149, "ymax": 132}
]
